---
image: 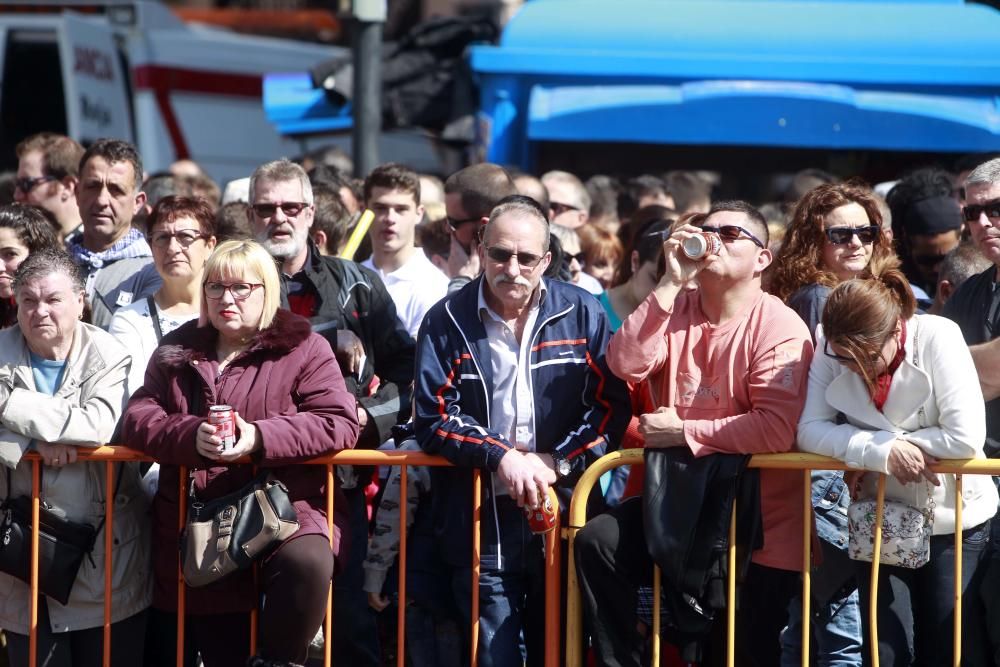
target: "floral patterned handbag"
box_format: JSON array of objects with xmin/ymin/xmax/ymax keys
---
[{"xmin": 847, "ymin": 481, "xmax": 935, "ymax": 569}]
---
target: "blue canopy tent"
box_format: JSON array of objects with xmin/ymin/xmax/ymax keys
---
[{"xmin": 469, "ymin": 0, "xmax": 1000, "ymax": 169}]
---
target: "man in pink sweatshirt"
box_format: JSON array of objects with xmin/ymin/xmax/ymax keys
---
[{"xmin": 575, "ymin": 201, "xmax": 814, "ymax": 667}]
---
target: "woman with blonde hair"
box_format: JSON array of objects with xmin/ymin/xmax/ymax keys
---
[
  {"xmin": 124, "ymin": 240, "xmax": 360, "ymax": 667},
  {"xmin": 798, "ymin": 266, "xmax": 997, "ymax": 666}
]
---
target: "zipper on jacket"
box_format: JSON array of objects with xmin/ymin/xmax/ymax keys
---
[{"xmin": 526, "ymin": 304, "xmax": 574, "ymax": 453}]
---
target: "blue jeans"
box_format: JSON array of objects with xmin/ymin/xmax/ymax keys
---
[
  {"xmin": 782, "ymin": 471, "xmax": 863, "ymax": 667},
  {"xmin": 449, "ymin": 496, "xmax": 546, "ymax": 667},
  {"xmin": 856, "ymin": 521, "xmax": 991, "ymax": 667},
  {"xmin": 782, "ymin": 586, "xmax": 862, "ymax": 667}
]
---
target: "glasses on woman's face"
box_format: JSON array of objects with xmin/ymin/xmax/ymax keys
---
[
  {"xmin": 824, "ymin": 225, "xmax": 880, "ymax": 245},
  {"xmin": 698, "ymin": 224, "xmax": 765, "ymax": 249},
  {"xmin": 824, "ymin": 332, "xmax": 895, "ymax": 369},
  {"xmin": 204, "ymin": 281, "xmax": 263, "ymax": 300},
  {"xmin": 148, "ymin": 229, "xmax": 207, "ymax": 249}
]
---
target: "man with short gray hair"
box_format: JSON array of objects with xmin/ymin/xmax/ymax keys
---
[{"xmin": 415, "ymin": 194, "xmax": 629, "ymax": 667}]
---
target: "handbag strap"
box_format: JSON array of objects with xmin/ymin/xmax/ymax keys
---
[{"xmin": 147, "ymin": 296, "xmax": 164, "ymax": 343}]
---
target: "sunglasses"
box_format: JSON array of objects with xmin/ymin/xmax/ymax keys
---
[
  {"xmin": 251, "ymin": 202, "xmax": 309, "ymax": 218},
  {"xmin": 824, "ymin": 225, "xmax": 880, "ymax": 245},
  {"xmin": 485, "ymin": 245, "xmax": 545, "ymax": 269},
  {"xmin": 204, "ymin": 282, "xmax": 263, "ymax": 300},
  {"xmin": 14, "ymin": 175, "xmax": 56, "ymax": 194},
  {"xmin": 148, "ymin": 229, "xmax": 209, "ymax": 248},
  {"xmin": 565, "ymin": 252, "xmax": 586, "ymax": 265},
  {"xmin": 447, "ymin": 215, "xmax": 480, "ymax": 231},
  {"xmin": 824, "ymin": 330, "xmax": 896, "ymax": 365},
  {"xmin": 698, "ymin": 225, "xmax": 765, "ymax": 249},
  {"xmin": 962, "ymin": 200, "xmax": 1000, "ymax": 222},
  {"xmin": 550, "ymin": 202, "xmax": 581, "ymax": 216}
]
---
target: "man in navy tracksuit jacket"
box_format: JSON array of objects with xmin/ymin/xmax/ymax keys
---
[{"xmin": 414, "ymin": 196, "xmax": 630, "ymax": 667}]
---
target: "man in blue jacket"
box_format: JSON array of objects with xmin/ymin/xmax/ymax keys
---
[{"xmin": 414, "ymin": 195, "xmax": 630, "ymax": 667}]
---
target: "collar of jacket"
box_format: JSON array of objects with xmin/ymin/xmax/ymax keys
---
[
  {"xmin": 823, "ymin": 316, "xmax": 931, "ymax": 431},
  {"xmin": 0, "ymin": 322, "xmax": 109, "ymax": 398},
  {"xmin": 154, "ymin": 308, "xmax": 314, "ymax": 369}
]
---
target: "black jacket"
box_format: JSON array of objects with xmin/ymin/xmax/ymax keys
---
[
  {"xmin": 280, "ymin": 242, "xmax": 415, "ymax": 445},
  {"xmin": 643, "ymin": 447, "xmax": 761, "ymax": 661}
]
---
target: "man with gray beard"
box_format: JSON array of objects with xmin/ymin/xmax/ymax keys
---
[{"xmin": 247, "ymin": 158, "xmax": 415, "ymax": 667}]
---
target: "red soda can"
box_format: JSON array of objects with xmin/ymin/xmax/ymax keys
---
[
  {"xmin": 208, "ymin": 405, "xmax": 236, "ymax": 450},
  {"xmin": 524, "ymin": 492, "xmax": 557, "ymax": 534},
  {"xmin": 681, "ymin": 232, "xmax": 722, "ymax": 260}
]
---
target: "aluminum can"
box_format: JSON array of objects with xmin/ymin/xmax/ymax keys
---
[
  {"xmin": 524, "ymin": 493, "xmax": 557, "ymax": 534},
  {"xmin": 681, "ymin": 232, "xmax": 722, "ymax": 260},
  {"xmin": 209, "ymin": 405, "xmax": 236, "ymax": 450}
]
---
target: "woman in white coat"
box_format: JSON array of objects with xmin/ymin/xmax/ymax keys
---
[{"xmin": 798, "ymin": 264, "xmax": 997, "ymax": 667}]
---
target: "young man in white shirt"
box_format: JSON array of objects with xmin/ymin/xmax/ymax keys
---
[{"xmin": 362, "ymin": 163, "xmax": 449, "ymax": 338}]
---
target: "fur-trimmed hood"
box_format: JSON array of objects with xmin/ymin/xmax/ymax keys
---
[{"xmin": 155, "ymin": 308, "xmax": 314, "ymax": 369}]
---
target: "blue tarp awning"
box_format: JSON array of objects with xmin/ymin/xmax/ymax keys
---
[{"xmin": 470, "ymin": 0, "xmax": 1000, "ymax": 165}]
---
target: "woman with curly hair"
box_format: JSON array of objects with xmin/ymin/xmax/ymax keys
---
[
  {"xmin": 771, "ymin": 181, "xmax": 896, "ymax": 331},
  {"xmin": 771, "ymin": 181, "xmax": 895, "ymax": 667}
]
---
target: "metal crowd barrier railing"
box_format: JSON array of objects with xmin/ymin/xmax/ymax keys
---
[
  {"xmin": 565, "ymin": 448, "xmax": 1000, "ymax": 667},
  {"xmin": 14, "ymin": 446, "xmax": 562, "ymax": 667}
]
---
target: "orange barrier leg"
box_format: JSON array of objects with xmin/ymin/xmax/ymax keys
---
[
  {"xmin": 103, "ymin": 461, "xmax": 115, "ymax": 667},
  {"xmin": 726, "ymin": 495, "xmax": 736, "ymax": 667},
  {"xmin": 29, "ymin": 459, "xmax": 39, "ymax": 667},
  {"xmin": 397, "ymin": 466, "xmax": 408, "ymax": 667},
  {"xmin": 471, "ymin": 470, "xmax": 481, "ymax": 667},
  {"xmin": 325, "ymin": 463, "xmax": 335, "ymax": 667},
  {"xmin": 177, "ymin": 466, "xmax": 187, "ymax": 667},
  {"xmin": 544, "ymin": 488, "xmax": 561, "ymax": 667}
]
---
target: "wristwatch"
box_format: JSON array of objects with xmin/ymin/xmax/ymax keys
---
[{"xmin": 552, "ymin": 452, "xmax": 572, "ymax": 478}]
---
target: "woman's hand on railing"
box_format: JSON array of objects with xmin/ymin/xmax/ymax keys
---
[{"xmin": 887, "ymin": 439, "xmax": 940, "ymax": 486}]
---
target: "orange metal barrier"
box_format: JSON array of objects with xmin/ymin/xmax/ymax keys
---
[
  {"xmin": 14, "ymin": 446, "xmax": 563, "ymax": 667},
  {"xmin": 566, "ymin": 449, "xmax": 1000, "ymax": 667}
]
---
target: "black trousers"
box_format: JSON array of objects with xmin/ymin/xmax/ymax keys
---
[
  {"xmin": 143, "ymin": 534, "xmax": 334, "ymax": 667},
  {"xmin": 6, "ymin": 600, "xmax": 147, "ymax": 667},
  {"xmin": 574, "ymin": 497, "xmax": 797, "ymax": 667}
]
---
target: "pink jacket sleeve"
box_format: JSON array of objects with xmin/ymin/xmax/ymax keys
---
[{"xmin": 607, "ymin": 294, "xmax": 674, "ymax": 382}]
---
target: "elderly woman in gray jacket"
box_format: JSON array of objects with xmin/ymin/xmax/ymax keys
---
[{"xmin": 0, "ymin": 249, "xmax": 150, "ymax": 666}]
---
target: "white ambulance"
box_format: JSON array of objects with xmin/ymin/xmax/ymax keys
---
[{"xmin": 0, "ymin": 1, "xmax": 344, "ymax": 184}]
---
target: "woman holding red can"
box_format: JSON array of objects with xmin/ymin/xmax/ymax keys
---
[{"xmin": 123, "ymin": 240, "xmax": 359, "ymax": 667}]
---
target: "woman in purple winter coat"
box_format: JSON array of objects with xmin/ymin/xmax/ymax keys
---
[{"xmin": 123, "ymin": 240, "xmax": 359, "ymax": 667}]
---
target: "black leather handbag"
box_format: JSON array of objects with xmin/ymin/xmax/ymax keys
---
[
  {"xmin": 181, "ymin": 472, "xmax": 299, "ymax": 588},
  {"xmin": 0, "ymin": 466, "xmax": 119, "ymax": 605}
]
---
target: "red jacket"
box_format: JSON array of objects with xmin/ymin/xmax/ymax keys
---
[{"xmin": 123, "ymin": 309, "xmax": 360, "ymax": 613}]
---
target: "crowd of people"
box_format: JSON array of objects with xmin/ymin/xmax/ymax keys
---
[{"xmin": 0, "ymin": 130, "xmax": 999, "ymax": 667}]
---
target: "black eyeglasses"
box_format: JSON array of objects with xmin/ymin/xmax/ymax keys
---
[
  {"xmin": 962, "ymin": 200, "xmax": 1000, "ymax": 222},
  {"xmin": 148, "ymin": 229, "xmax": 209, "ymax": 248},
  {"xmin": 251, "ymin": 202, "xmax": 309, "ymax": 218},
  {"xmin": 485, "ymin": 245, "xmax": 545, "ymax": 269},
  {"xmin": 447, "ymin": 215, "xmax": 480, "ymax": 232},
  {"xmin": 550, "ymin": 202, "xmax": 581, "ymax": 216},
  {"xmin": 823, "ymin": 340, "xmax": 855, "ymax": 363},
  {"xmin": 564, "ymin": 252, "xmax": 586, "ymax": 266},
  {"xmin": 824, "ymin": 226, "xmax": 880, "ymax": 245},
  {"xmin": 204, "ymin": 282, "xmax": 263, "ymax": 300},
  {"xmin": 14, "ymin": 176, "xmax": 56, "ymax": 194},
  {"xmin": 698, "ymin": 225, "xmax": 765, "ymax": 249}
]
